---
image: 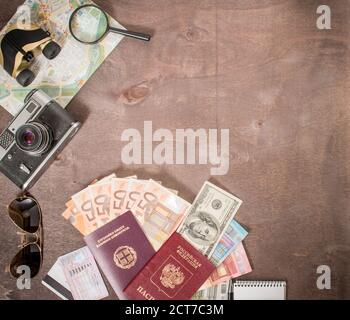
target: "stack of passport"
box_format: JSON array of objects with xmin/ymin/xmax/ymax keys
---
[
  {"xmin": 60, "ymin": 174, "xmax": 252, "ymax": 300},
  {"xmin": 85, "ymin": 211, "xmax": 215, "ymax": 299}
]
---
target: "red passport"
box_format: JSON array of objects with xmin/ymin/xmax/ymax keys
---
[
  {"xmin": 124, "ymin": 232, "xmax": 215, "ymax": 300},
  {"xmin": 84, "ymin": 211, "xmax": 155, "ymax": 300}
]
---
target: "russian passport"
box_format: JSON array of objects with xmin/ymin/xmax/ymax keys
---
[
  {"xmin": 124, "ymin": 233, "xmax": 216, "ymax": 300},
  {"xmin": 84, "ymin": 211, "xmax": 155, "ymax": 300}
]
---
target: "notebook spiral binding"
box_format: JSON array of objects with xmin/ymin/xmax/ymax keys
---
[{"xmin": 234, "ymin": 280, "xmax": 286, "ymax": 288}]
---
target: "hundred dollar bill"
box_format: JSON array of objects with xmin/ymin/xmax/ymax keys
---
[
  {"xmin": 131, "ymin": 180, "xmax": 191, "ymax": 250},
  {"xmin": 200, "ymin": 242, "xmax": 252, "ymax": 290},
  {"xmin": 177, "ymin": 181, "xmax": 242, "ymax": 258},
  {"xmin": 210, "ymin": 219, "xmax": 248, "ymax": 266},
  {"xmin": 192, "ymin": 279, "xmax": 232, "ymax": 300},
  {"xmin": 59, "ymin": 247, "xmax": 108, "ymax": 300}
]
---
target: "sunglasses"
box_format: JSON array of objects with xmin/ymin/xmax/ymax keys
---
[{"xmin": 7, "ymin": 195, "xmax": 43, "ymax": 278}]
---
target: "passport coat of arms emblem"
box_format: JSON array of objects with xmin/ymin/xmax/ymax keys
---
[
  {"xmin": 160, "ymin": 264, "xmax": 185, "ymax": 289},
  {"xmin": 113, "ymin": 246, "xmax": 137, "ymax": 270}
]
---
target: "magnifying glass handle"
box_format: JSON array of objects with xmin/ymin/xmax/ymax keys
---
[{"xmin": 110, "ymin": 27, "xmax": 151, "ymax": 42}]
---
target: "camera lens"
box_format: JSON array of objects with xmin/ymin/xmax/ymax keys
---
[
  {"xmin": 15, "ymin": 122, "xmax": 52, "ymax": 156},
  {"xmin": 23, "ymin": 129, "xmax": 36, "ymax": 146}
]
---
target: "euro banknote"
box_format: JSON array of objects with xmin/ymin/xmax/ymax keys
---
[
  {"xmin": 63, "ymin": 174, "xmax": 117, "ymax": 235},
  {"xmin": 109, "ymin": 178, "xmax": 146, "ymax": 219},
  {"xmin": 131, "ymin": 179, "xmax": 190, "ymax": 250},
  {"xmin": 88, "ymin": 181, "xmax": 113, "ymax": 226},
  {"xmin": 200, "ymin": 242, "xmax": 252, "ymax": 290},
  {"xmin": 63, "ymin": 175, "xmax": 180, "ymax": 240}
]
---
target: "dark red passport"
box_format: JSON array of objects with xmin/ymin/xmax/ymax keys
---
[
  {"xmin": 84, "ymin": 211, "xmax": 155, "ymax": 300},
  {"xmin": 124, "ymin": 232, "xmax": 216, "ymax": 300}
]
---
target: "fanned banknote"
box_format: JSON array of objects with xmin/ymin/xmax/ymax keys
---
[
  {"xmin": 61, "ymin": 175, "xmax": 253, "ymax": 300},
  {"xmin": 62, "ymin": 202, "xmax": 87, "ymax": 235},
  {"xmin": 229, "ymin": 242, "xmax": 252, "ymax": 278},
  {"xmin": 71, "ymin": 188, "xmax": 97, "ymax": 235},
  {"xmin": 59, "ymin": 247, "xmax": 108, "ymax": 300},
  {"xmin": 109, "ymin": 178, "xmax": 146, "ymax": 219},
  {"xmin": 131, "ymin": 180, "xmax": 191, "ymax": 250},
  {"xmin": 192, "ymin": 280, "xmax": 232, "ymax": 300},
  {"xmin": 177, "ymin": 181, "xmax": 242, "ymax": 258},
  {"xmin": 63, "ymin": 174, "xmax": 179, "ymax": 237},
  {"xmin": 167, "ymin": 187, "xmax": 179, "ymax": 195},
  {"xmin": 200, "ymin": 242, "xmax": 252, "ymax": 290},
  {"xmin": 66, "ymin": 174, "xmax": 117, "ymax": 235},
  {"xmin": 210, "ymin": 219, "xmax": 248, "ymax": 266},
  {"xmin": 88, "ymin": 181, "xmax": 113, "ymax": 226}
]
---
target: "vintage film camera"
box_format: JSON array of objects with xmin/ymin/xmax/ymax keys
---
[
  {"xmin": 0, "ymin": 26, "xmax": 61, "ymax": 87},
  {"xmin": 0, "ymin": 90, "xmax": 81, "ymax": 190}
]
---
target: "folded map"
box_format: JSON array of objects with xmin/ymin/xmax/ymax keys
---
[{"xmin": 0, "ymin": 0, "xmax": 125, "ymax": 115}]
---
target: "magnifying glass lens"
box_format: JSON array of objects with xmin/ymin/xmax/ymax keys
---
[{"xmin": 70, "ymin": 5, "xmax": 108, "ymax": 43}]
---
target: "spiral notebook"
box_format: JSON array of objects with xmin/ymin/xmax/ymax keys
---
[{"xmin": 233, "ymin": 281, "xmax": 287, "ymax": 300}]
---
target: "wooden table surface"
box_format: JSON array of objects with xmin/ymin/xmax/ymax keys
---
[{"xmin": 0, "ymin": 0, "xmax": 349, "ymax": 300}]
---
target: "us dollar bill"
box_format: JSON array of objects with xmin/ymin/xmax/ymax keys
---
[{"xmin": 177, "ymin": 181, "xmax": 242, "ymax": 258}]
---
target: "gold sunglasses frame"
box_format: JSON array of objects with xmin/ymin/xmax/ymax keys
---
[{"xmin": 6, "ymin": 195, "xmax": 43, "ymax": 279}]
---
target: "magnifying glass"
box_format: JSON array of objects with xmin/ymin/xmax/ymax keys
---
[{"xmin": 69, "ymin": 4, "xmax": 151, "ymax": 44}]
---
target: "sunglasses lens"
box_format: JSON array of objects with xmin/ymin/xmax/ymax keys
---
[
  {"xmin": 10, "ymin": 244, "xmax": 41, "ymax": 278},
  {"xmin": 8, "ymin": 197, "xmax": 40, "ymax": 233}
]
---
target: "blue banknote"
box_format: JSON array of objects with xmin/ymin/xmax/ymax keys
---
[{"xmin": 210, "ymin": 219, "xmax": 248, "ymax": 266}]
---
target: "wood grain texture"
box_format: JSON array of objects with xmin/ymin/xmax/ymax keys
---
[{"xmin": 0, "ymin": 0, "xmax": 349, "ymax": 300}]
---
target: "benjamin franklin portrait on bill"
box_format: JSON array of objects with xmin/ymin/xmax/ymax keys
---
[{"xmin": 183, "ymin": 211, "xmax": 220, "ymax": 246}]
